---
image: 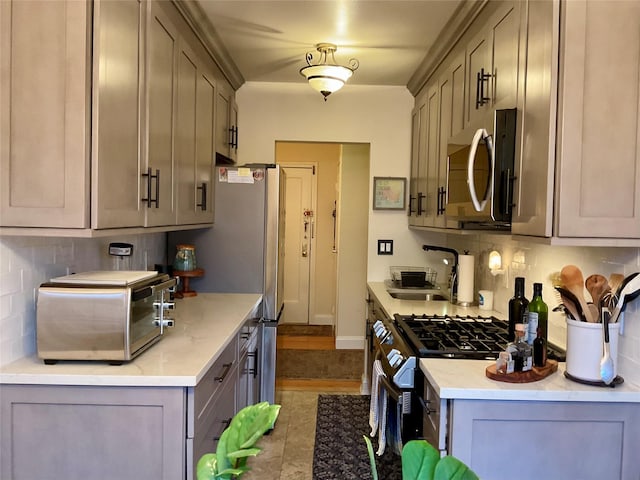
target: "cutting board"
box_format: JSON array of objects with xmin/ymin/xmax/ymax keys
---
[{"xmin": 486, "ymin": 359, "xmax": 558, "ymax": 383}]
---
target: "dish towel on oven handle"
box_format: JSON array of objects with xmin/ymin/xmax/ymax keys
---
[{"xmin": 368, "ymin": 359, "xmax": 389, "ymax": 455}]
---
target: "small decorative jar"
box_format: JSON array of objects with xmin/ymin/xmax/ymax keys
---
[{"xmin": 173, "ymin": 244, "xmax": 197, "ymax": 272}]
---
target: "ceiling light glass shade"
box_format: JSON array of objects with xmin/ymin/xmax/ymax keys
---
[{"xmin": 300, "ymin": 43, "xmax": 358, "ymax": 101}]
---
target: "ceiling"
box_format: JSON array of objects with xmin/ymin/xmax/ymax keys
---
[{"xmin": 195, "ymin": 0, "xmax": 464, "ymax": 88}]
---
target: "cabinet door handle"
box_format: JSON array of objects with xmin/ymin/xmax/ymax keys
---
[
  {"xmin": 417, "ymin": 192, "xmax": 425, "ymax": 215},
  {"xmin": 248, "ymin": 348, "xmax": 259, "ymax": 378},
  {"xmin": 504, "ymin": 168, "xmax": 517, "ymax": 216},
  {"xmin": 153, "ymin": 169, "xmax": 160, "ymax": 208},
  {"xmin": 141, "ymin": 168, "xmax": 159, "ymax": 208},
  {"xmin": 197, "ymin": 182, "xmax": 207, "ymax": 211},
  {"xmin": 214, "ymin": 362, "xmax": 233, "ymax": 383},
  {"xmin": 436, "ymin": 187, "xmax": 446, "ymax": 215},
  {"xmin": 476, "ymin": 68, "xmax": 492, "ymax": 109},
  {"xmin": 213, "ymin": 418, "xmax": 233, "ymax": 441},
  {"xmin": 408, "ymin": 195, "xmax": 416, "ymax": 216},
  {"xmin": 141, "ymin": 167, "xmax": 152, "ymax": 207}
]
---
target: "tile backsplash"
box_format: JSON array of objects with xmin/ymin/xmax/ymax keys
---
[
  {"xmin": 442, "ymin": 232, "xmax": 640, "ymax": 379},
  {"xmin": 0, "ymin": 234, "xmax": 166, "ymax": 366}
]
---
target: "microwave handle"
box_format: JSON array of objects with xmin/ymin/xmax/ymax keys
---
[{"xmin": 467, "ymin": 128, "xmax": 494, "ymax": 212}]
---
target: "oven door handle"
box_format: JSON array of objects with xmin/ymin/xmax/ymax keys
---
[
  {"xmin": 373, "ymin": 350, "xmax": 403, "ymax": 401},
  {"xmin": 379, "ymin": 374, "xmax": 402, "ymax": 401}
]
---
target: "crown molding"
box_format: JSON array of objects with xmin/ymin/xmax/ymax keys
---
[
  {"xmin": 172, "ymin": 0, "xmax": 245, "ymax": 90},
  {"xmin": 407, "ymin": 0, "xmax": 488, "ymax": 96}
]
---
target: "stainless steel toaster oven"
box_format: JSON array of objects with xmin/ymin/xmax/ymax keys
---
[{"xmin": 36, "ymin": 271, "xmax": 176, "ymax": 364}]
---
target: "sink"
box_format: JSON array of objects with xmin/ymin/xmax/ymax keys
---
[{"xmin": 387, "ymin": 291, "xmax": 448, "ymax": 301}]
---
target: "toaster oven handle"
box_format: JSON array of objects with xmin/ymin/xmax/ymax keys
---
[
  {"xmin": 132, "ymin": 287, "xmax": 153, "ymax": 302},
  {"xmin": 131, "ymin": 278, "xmax": 177, "ymax": 301},
  {"xmin": 467, "ymin": 128, "xmax": 494, "ymax": 212},
  {"xmin": 150, "ymin": 277, "xmax": 178, "ymax": 294}
]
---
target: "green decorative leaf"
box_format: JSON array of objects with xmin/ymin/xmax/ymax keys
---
[
  {"xmin": 434, "ymin": 456, "xmax": 480, "ymax": 480},
  {"xmin": 197, "ymin": 402, "xmax": 281, "ymax": 479},
  {"xmin": 196, "ymin": 453, "xmax": 218, "ymax": 480},
  {"xmin": 363, "ymin": 435, "xmax": 379, "ymax": 480},
  {"xmin": 401, "ymin": 440, "xmax": 439, "ymax": 480},
  {"xmin": 226, "ymin": 447, "xmax": 262, "ymax": 459}
]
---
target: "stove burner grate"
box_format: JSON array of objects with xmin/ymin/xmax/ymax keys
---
[{"xmin": 394, "ymin": 314, "xmax": 511, "ymax": 360}]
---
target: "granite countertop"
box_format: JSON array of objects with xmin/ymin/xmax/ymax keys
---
[
  {"xmin": 367, "ymin": 282, "xmax": 640, "ymax": 403},
  {"xmin": 0, "ymin": 293, "xmax": 262, "ymax": 388}
]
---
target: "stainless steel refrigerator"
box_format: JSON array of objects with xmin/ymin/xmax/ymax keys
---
[{"xmin": 169, "ymin": 164, "xmax": 285, "ymax": 404}]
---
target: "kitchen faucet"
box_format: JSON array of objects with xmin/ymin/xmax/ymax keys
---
[{"xmin": 422, "ymin": 245, "xmax": 459, "ymax": 303}]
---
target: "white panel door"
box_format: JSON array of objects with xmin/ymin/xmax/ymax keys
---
[{"xmin": 281, "ymin": 166, "xmax": 315, "ymax": 324}]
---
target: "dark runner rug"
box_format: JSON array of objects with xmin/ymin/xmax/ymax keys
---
[{"xmin": 313, "ymin": 394, "xmax": 402, "ymax": 480}]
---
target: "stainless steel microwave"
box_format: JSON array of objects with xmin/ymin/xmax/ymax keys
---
[
  {"xmin": 36, "ymin": 271, "xmax": 176, "ymax": 364},
  {"xmin": 445, "ymin": 109, "xmax": 517, "ymax": 229}
]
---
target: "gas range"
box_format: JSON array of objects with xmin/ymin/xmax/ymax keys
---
[
  {"xmin": 371, "ymin": 312, "xmax": 566, "ymax": 390},
  {"xmin": 394, "ymin": 313, "xmax": 511, "ymax": 360},
  {"xmin": 394, "ymin": 313, "xmax": 566, "ymax": 362}
]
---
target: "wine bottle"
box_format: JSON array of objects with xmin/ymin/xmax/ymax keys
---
[
  {"xmin": 508, "ymin": 277, "xmax": 529, "ymax": 342},
  {"xmin": 533, "ymin": 327, "xmax": 547, "ymax": 367},
  {"xmin": 527, "ymin": 282, "xmax": 548, "ymax": 345}
]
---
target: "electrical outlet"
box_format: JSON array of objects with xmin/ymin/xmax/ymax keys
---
[{"xmin": 377, "ymin": 240, "xmax": 393, "ymax": 255}]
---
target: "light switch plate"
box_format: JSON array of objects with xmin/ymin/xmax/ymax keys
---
[{"xmin": 377, "ymin": 239, "xmax": 393, "ymax": 255}]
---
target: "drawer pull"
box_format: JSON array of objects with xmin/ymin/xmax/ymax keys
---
[
  {"xmin": 213, "ymin": 418, "xmax": 233, "ymax": 441},
  {"xmin": 419, "ymin": 396, "xmax": 438, "ymax": 415},
  {"xmin": 214, "ymin": 362, "xmax": 233, "ymax": 383}
]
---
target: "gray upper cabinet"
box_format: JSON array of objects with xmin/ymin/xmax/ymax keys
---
[
  {"xmin": 175, "ymin": 38, "xmax": 216, "ymax": 225},
  {"xmin": 215, "ymin": 83, "xmax": 238, "ymax": 163},
  {"xmin": 0, "ymin": 1, "xmax": 91, "ymax": 228},
  {"xmin": 554, "ymin": 0, "xmax": 640, "ymax": 239},
  {"xmin": 92, "ymin": 0, "xmax": 145, "ymax": 229},
  {"xmin": 465, "ymin": 2, "xmax": 520, "ymax": 128},
  {"xmin": 1, "ymin": 0, "xmax": 225, "ymax": 234},
  {"xmin": 411, "ymin": 0, "xmax": 639, "ymax": 243},
  {"xmin": 435, "ymin": 52, "xmax": 465, "ymax": 229},
  {"xmin": 512, "ymin": 0, "xmax": 640, "ymax": 241},
  {"xmin": 409, "ymin": 102, "xmax": 427, "ymax": 226},
  {"xmin": 145, "ymin": 1, "xmax": 179, "ymax": 227}
]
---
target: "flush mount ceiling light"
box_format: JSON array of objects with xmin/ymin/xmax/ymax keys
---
[{"xmin": 300, "ymin": 43, "xmax": 359, "ymax": 101}]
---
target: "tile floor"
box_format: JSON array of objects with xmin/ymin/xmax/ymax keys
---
[{"xmin": 243, "ymin": 387, "xmax": 360, "ymax": 480}]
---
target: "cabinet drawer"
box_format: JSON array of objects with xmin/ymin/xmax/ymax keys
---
[
  {"xmin": 193, "ymin": 337, "xmax": 237, "ymax": 423},
  {"xmin": 189, "ymin": 374, "xmax": 236, "ymax": 479}
]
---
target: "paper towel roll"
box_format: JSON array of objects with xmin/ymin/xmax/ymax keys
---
[{"xmin": 457, "ymin": 254, "xmax": 475, "ymax": 305}]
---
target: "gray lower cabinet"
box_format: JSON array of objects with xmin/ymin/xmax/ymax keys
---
[
  {"xmin": 423, "ymin": 377, "xmax": 640, "ymax": 480},
  {"xmin": 0, "ymin": 385, "xmax": 185, "ymax": 480},
  {"xmin": 1, "ymin": 337, "xmax": 241, "ymax": 480}
]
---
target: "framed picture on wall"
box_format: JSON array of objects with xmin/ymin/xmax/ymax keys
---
[{"xmin": 373, "ymin": 177, "xmax": 406, "ymax": 210}]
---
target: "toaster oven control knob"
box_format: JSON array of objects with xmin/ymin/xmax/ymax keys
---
[
  {"xmin": 154, "ymin": 318, "xmax": 175, "ymax": 328},
  {"xmin": 154, "ymin": 301, "xmax": 175, "ymax": 309}
]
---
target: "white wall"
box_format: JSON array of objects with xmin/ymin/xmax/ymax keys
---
[
  {"xmin": 335, "ymin": 144, "xmax": 369, "ymax": 347},
  {"xmin": 0, "ymin": 234, "xmax": 166, "ymax": 366}
]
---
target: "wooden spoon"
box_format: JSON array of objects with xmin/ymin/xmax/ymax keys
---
[
  {"xmin": 609, "ymin": 273, "xmax": 624, "ymax": 295},
  {"xmin": 585, "ymin": 274, "xmax": 610, "ymax": 319},
  {"xmin": 560, "ymin": 265, "xmax": 595, "ymax": 323}
]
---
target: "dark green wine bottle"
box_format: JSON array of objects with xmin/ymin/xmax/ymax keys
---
[
  {"xmin": 527, "ymin": 282, "xmax": 548, "ymax": 345},
  {"xmin": 508, "ymin": 277, "xmax": 528, "ymax": 342}
]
